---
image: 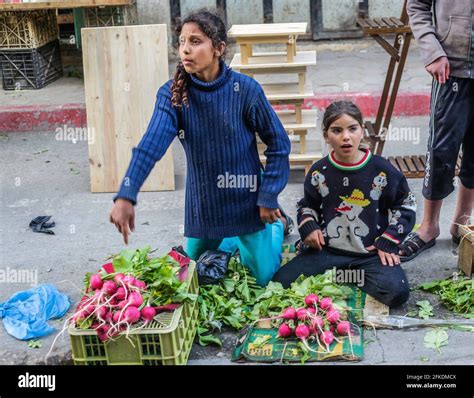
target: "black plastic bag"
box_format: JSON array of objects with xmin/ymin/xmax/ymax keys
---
[{"xmin": 196, "ymin": 250, "xmax": 230, "ymax": 285}]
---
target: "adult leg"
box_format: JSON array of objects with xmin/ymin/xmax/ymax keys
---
[
  {"xmin": 451, "ymin": 82, "xmax": 474, "ymax": 238},
  {"xmin": 402, "ymin": 77, "xmax": 471, "ymax": 252}
]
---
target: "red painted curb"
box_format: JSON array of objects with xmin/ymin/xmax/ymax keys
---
[
  {"xmin": 0, "ymin": 92, "xmax": 430, "ymax": 133},
  {"xmin": 0, "ymin": 103, "xmax": 87, "ymax": 133}
]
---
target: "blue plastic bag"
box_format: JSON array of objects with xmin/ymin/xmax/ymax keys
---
[{"xmin": 0, "ymin": 283, "xmax": 70, "ymax": 340}]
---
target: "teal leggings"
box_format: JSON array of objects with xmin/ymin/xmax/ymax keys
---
[{"xmin": 186, "ymin": 220, "xmax": 284, "ymax": 286}]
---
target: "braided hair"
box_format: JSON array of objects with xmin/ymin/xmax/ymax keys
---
[{"xmin": 171, "ymin": 9, "xmax": 228, "ymax": 108}]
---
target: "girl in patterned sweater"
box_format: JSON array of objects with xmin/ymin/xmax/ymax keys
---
[{"xmin": 273, "ymin": 101, "xmax": 417, "ymax": 307}]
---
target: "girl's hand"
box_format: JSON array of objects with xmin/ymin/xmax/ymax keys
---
[
  {"xmin": 304, "ymin": 229, "xmax": 325, "ymax": 251},
  {"xmin": 259, "ymin": 207, "xmax": 282, "ymax": 224},
  {"xmin": 366, "ymin": 245, "xmax": 400, "ymax": 266},
  {"xmin": 109, "ymin": 199, "xmax": 135, "ymax": 245}
]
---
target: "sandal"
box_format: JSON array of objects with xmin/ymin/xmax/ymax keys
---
[
  {"xmin": 279, "ymin": 206, "xmax": 295, "ymax": 236},
  {"xmin": 452, "ymin": 235, "xmax": 461, "ymax": 246},
  {"xmin": 398, "ymin": 232, "xmax": 436, "ymax": 261}
]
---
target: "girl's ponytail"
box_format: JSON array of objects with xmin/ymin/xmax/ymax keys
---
[{"xmin": 171, "ymin": 61, "xmax": 190, "ymax": 108}]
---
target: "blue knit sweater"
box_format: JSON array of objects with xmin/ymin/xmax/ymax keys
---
[{"xmin": 114, "ymin": 61, "xmax": 291, "ymax": 239}]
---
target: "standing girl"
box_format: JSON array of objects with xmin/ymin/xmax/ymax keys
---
[
  {"xmin": 109, "ymin": 10, "xmax": 292, "ymax": 286},
  {"xmin": 272, "ymin": 101, "xmax": 417, "ymax": 307}
]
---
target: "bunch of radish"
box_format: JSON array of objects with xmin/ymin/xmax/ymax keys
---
[
  {"xmin": 71, "ymin": 272, "xmax": 157, "ymax": 342},
  {"xmin": 274, "ymin": 294, "xmax": 354, "ymax": 353}
]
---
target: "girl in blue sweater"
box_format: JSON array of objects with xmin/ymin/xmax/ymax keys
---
[
  {"xmin": 109, "ymin": 10, "xmax": 292, "ymax": 286},
  {"xmin": 272, "ymin": 101, "xmax": 417, "ymax": 307}
]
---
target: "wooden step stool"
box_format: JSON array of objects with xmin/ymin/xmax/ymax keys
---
[
  {"xmin": 228, "ymin": 22, "xmax": 307, "ymax": 64},
  {"xmin": 260, "ymin": 152, "xmax": 322, "ymax": 175},
  {"xmin": 230, "ymin": 50, "xmax": 316, "ymax": 94}
]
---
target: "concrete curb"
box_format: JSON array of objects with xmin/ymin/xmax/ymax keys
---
[{"xmin": 0, "ymin": 92, "xmax": 430, "ymax": 133}]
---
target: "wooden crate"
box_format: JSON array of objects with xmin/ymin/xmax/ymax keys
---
[
  {"xmin": 82, "ymin": 24, "xmax": 174, "ymax": 193},
  {"xmin": 0, "ymin": 39, "xmax": 62, "ymax": 89},
  {"xmin": 84, "ymin": 3, "xmax": 137, "ymax": 27},
  {"xmin": 0, "ymin": 9, "xmax": 58, "ymax": 49},
  {"xmin": 458, "ymin": 225, "xmax": 474, "ymax": 277}
]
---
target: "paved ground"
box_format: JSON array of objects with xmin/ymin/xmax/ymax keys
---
[{"xmin": 1, "ymin": 113, "xmax": 472, "ymax": 365}]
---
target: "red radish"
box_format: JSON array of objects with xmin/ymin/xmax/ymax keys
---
[
  {"xmin": 336, "ymin": 321, "xmax": 351, "ymax": 336},
  {"xmin": 115, "ymin": 287, "xmax": 126, "ymax": 301},
  {"xmin": 96, "ymin": 306, "xmax": 108, "ymax": 319},
  {"xmin": 311, "ymin": 316, "xmax": 324, "ymax": 330},
  {"xmin": 134, "ymin": 280, "xmax": 147, "ymax": 290},
  {"xmin": 296, "ymin": 308, "xmax": 309, "ymax": 321},
  {"xmin": 281, "ymin": 307, "xmax": 297, "ymax": 320},
  {"xmin": 321, "ymin": 330, "xmax": 334, "ymax": 346},
  {"xmin": 141, "ymin": 306, "xmax": 156, "ymax": 322},
  {"xmin": 114, "ymin": 273, "xmax": 125, "ymax": 284},
  {"xmin": 307, "ymin": 307, "xmax": 316, "ymax": 315},
  {"xmin": 124, "ymin": 306, "xmax": 141, "ymax": 324},
  {"xmin": 105, "ymin": 312, "xmax": 113, "ymax": 323},
  {"xmin": 128, "ymin": 292, "xmax": 143, "ymax": 307},
  {"xmin": 305, "ymin": 294, "xmax": 319, "ymax": 306},
  {"xmin": 83, "ymin": 304, "xmax": 95, "ymax": 316},
  {"xmin": 295, "ymin": 324, "xmax": 310, "ymax": 340},
  {"xmin": 327, "ymin": 309, "xmax": 340, "ymax": 324},
  {"xmin": 123, "ymin": 275, "xmax": 136, "ymax": 287},
  {"xmin": 102, "ymin": 281, "xmax": 117, "ymax": 296},
  {"xmin": 320, "ymin": 297, "xmax": 332, "ymax": 310},
  {"xmin": 90, "ymin": 274, "xmax": 103, "ymax": 290},
  {"xmin": 278, "ymin": 323, "xmax": 293, "ymax": 338},
  {"xmin": 117, "ymin": 300, "xmax": 128, "ymax": 310},
  {"xmin": 330, "ymin": 325, "xmax": 336, "ymax": 333},
  {"xmin": 112, "ymin": 311, "xmax": 122, "ymax": 323}
]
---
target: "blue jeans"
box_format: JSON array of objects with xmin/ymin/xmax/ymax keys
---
[{"xmin": 186, "ymin": 220, "xmax": 284, "ymax": 286}]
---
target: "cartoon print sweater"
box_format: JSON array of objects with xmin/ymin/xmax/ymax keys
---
[{"xmin": 297, "ymin": 149, "xmax": 417, "ymax": 254}]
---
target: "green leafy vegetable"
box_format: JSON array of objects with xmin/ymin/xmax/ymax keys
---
[{"xmin": 423, "ymin": 328, "xmax": 449, "ymax": 354}]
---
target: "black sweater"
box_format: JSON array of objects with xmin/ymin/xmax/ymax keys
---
[{"xmin": 297, "ymin": 149, "xmax": 417, "ymax": 254}]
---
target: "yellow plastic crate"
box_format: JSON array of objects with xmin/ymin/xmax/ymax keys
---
[{"xmin": 68, "ymin": 261, "xmax": 198, "ymax": 365}]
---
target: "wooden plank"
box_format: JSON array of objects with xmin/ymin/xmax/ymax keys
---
[
  {"xmin": 364, "ymin": 18, "xmax": 379, "ymax": 28},
  {"xmin": 262, "ymin": 81, "xmax": 314, "ymax": 101},
  {"xmin": 82, "ymin": 24, "xmax": 174, "ymax": 193},
  {"xmin": 0, "ymin": 0, "xmax": 134, "ymax": 11},
  {"xmin": 276, "ymin": 109, "xmax": 317, "ymax": 130},
  {"xmin": 381, "ymin": 17, "xmax": 397, "ymax": 28},
  {"xmin": 419, "ymin": 154, "xmax": 427, "ymax": 167},
  {"xmin": 228, "ymin": 22, "xmax": 307, "ymax": 38},
  {"xmin": 57, "ymin": 13, "xmax": 74, "ymax": 24},
  {"xmin": 388, "ymin": 156, "xmax": 399, "ymax": 170},
  {"xmin": 412, "ymin": 156, "xmax": 425, "ymax": 172},
  {"xmin": 396, "ymin": 156, "xmax": 409, "ymax": 173},
  {"xmin": 390, "ymin": 17, "xmax": 406, "ymax": 27},
  {"xmin": 373, "ymin": 18, "xmax": 388, "ymax": 28},
  {"xmin": 403, "ymin": 156, "xmax": 417, "ymax": 172},
  {"xmin": 356, "ymin": 18, "xmax": 371, "ymax": 29},
  {"xmin": 230, "ymin": 51, "xmax": 316, "ymax": 70}
]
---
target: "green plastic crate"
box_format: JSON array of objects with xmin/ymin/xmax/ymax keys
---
[{"xmin": 68, "ymin": 261, "xmax": 199, "ymax": 365}]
